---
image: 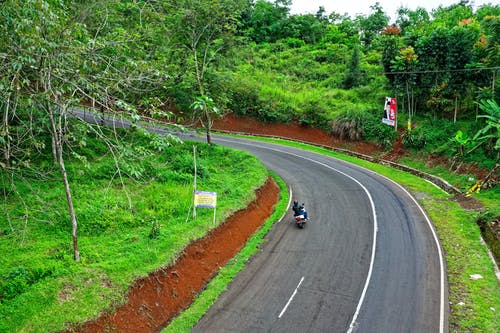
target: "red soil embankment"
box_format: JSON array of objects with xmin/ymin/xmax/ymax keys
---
[{"xmin": 67, "ymin": 177, "xmax": 279, "ymax": 333}]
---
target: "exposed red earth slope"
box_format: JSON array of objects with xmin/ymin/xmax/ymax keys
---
[{"xmin": 66, "ymin": 178, "xmax": 279, "ymax": 332}]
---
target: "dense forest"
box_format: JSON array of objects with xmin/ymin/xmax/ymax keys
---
[{"xmin": 1, "ymin": 0, "xmax": 499, "ymax": 169}]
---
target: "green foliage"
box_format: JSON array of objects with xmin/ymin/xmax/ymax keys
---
[
  {"xmin": 0, "ymin": 131, "xmax": 268, "ymax": 332},
  {"xmin": 402, "ymin": 128, "xmax": 426, "ymax": 149},
  {"xmin": 358, "ymin": 3, "xmax": 389, "ymax": 47},
  {"xmin": 343, "ymin": 44, "xmax": 362, "ymax": 89},
  {"xmin": 474, "ymin": 99, "xmax": 500, "ymax": 151},
  {"xmin": 330, "ymin": 109, "xmax": 366, "ymax": 141},
  {"xmin": 0, "ymin": 266, "xmax": 55, "ymax": 302},
  {"xmin": 362, "ymin": 112, "xmax": 398, "ymax": 150},
  {"xmin": 1, "ymin": 0, "xmax": 500, "ymax": 330}
]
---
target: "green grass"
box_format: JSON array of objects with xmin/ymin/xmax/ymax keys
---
[
  {"xmin": 0, "ymin": 134, "xmax": 269, "ymax": 333},
  {"xmin": 425, "ymin": 199, "xmax": 499, "ymax": 332},
  {"xmin": 217, "ymin": 134, "xmax": 500, "ymax": 332},
  {"xmin": 162, "ymin": 172, "xmax": 288, "ymax": 332}
]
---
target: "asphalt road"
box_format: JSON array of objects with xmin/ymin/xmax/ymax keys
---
[
  {"xmin": 70, "ymin": 110, "xmax": 447, "ymax": 333},
  {"xmin": 190, "ymin": 135, "xmax": 448, "ymax": 333}
]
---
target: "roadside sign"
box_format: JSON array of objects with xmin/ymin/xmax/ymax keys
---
[{"xmin": 194, "ymin": 191, "xmax": 217, "ymax": 208}]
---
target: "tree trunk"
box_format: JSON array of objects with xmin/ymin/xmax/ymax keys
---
[
  {"xmin": 406, "ymin": 80, "xmax": 410, "ymax": 119},
  {"xmin": 48, "ymin": 102, "xmax": 80, "ymax": 262},
  {"xmin": 206, "ymin": 127, "xmax": 211, "ymax": 145},
  {"xmin": 2, "ymin": 92, "xmax": 11, "ymax": 168},
  {"xmin": 454, "ymin": 95, "xmax": 458, "ymax": 123},
  {"xmin": 59, "ymin": 141, "xmax": 80, "ymax": 262}
]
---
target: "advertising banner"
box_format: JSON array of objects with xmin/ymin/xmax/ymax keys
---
[{"xmin": 382, "ymin": 97, "xmax": 397, "ymax": 127}]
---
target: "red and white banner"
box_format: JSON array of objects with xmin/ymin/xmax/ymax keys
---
[{"xmin": 382, "ymin": 97, "xmax": 397, "ymax": 127}]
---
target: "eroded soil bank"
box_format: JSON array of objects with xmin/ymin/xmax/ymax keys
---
[{"xmin": 66, "ymin": 177, "xmax": 279, "ymax": 333}]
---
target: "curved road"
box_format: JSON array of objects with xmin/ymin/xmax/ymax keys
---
[
  {"xmin": 70, "ymin": 110, "xmax": 448, "ymax": 332},
  {"xmin": 190, "ymin": 135, "xmax": 448, "ymax": 333}
]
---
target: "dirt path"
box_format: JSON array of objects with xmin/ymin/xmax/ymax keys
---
[{"xmin": 67, "ymin": 177, "xmax": 279, "ymax": 333}]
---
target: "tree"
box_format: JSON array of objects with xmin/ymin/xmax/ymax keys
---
[
  {"xmin": 1, "ymin": 0, "xmax": 176, "ymax": 261},
  {"xmin": 391, "ymin": 46, "xmax": 419, "ymax": 121},
  {"xmin": 190, "ymin": 95, "xmax": 222, "ymax": 144},
  {"xmin": 344, "ymin": 44, "xmax": 362, "ymax": 89},
  {"xmin": 432, "ymin": 1, "xmax": 473, "ymax": 28},
  {"xmin": 242, "ymin": 0, "xmax": 291, "ymax": 43},
  {"xmin": 167, "ymin": 0, "xmax": 245, "ymax": 96},
  {"xmin": 0, "ymin": 0, "xmax": 90, "ymax": 261},
  {"xmin": 395, "ymin": 6, "xmax": 430, "ymax": 35},
  {"xmin": 446, "ymin": 23, "xmax": 481, "ymax": 122},
  {"xmin": 358, "ymin": 2, "xmax": 389, "ymax": 47},
  {"xmin": 381, "ymin": 25, "xmax": 401, "ymax": 86}
]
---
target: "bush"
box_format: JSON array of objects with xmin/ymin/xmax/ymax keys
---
[
  {"xmin": 330, "ymin": 109, "xmax": 367, "ymax": 141},
  {"xmin": 284, "ymin": 37, "xmax": 305, "ymax": 48},
  {"xmin": 363, "ymin": 112, "xmax": 398, "ymax": 150},
  {"xmin": 0, "ymin": 267, "xmax": 53, "ymax": 302},
  {"xmin": 402, "ymin": 127, "xmax": 426, "ymax": 149}
]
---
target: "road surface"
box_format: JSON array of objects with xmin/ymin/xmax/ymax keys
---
[{"xmin": 191, "ymin": 135, "xmax": 448, "ymax": 333}]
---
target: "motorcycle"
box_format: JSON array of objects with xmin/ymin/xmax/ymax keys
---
[
  {"xmin": 292, "ymin": 201, "xmax": 308, "ymax": 229},
  {"xmin": 294, "ymin": 213, "xmax": 307, "ymax": 229}
]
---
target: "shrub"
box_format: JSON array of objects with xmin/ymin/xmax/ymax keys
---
[
  {"xmin": 330, "ymin": 109, "xmax": 367, "ymax": 141},
  {"xmin": 0, "ymin": 267, "xmax": 53, "ymax": 302},
  {"xmin": 402, "ymin": 127, "xmax": 426, "ymax": 149},
  {"xmin": 284, "ymin": 37, "xmax": 305, "ymax": 48},
  {"xmin": 363, "ymin": 112, "xmax": 398, "ymax": 150}
]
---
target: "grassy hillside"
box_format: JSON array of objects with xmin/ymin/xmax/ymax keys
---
[{"xmin": 0, "ymin": 126, "xmax": 269, "ymax": 332}]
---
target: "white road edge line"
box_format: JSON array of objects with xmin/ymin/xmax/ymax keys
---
[
  {"xmin": 376, "ymin": 176, "xmax": 446, "ymax": 333},
  {"xmin": 280, "ymin": 188, "xmax": 293, "ymax": 223},
  {"xmin": 215, "ymin": 138, "xmax": 378, "ymax": 331},
  {"xmin": 278, "ymin": 276, "xmax": 305, "ymax": 319}
]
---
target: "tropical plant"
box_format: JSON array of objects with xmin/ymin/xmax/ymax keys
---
[
  {"xmin": 474, "ymin": 99, "xmax": 500, "ymax": 156},
  {"xmin": 449, "ymin": 130, "xmax": 475, "ymax": 172},
  {"xmin": 190, "ymin": 95, "xmax": 222, "ymax": 144},
  {"xmin": 343, "ymin": 43, "xmax": 362, "ymax": 89}
]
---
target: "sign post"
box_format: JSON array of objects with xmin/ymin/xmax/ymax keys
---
[{"xmin": 194, "ymin": 191, "xmax": 217, "ymax": 225}]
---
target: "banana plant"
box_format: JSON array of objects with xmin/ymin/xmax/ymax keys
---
[
  {"xmin": 449, "ymin": 130, "xmax": 474, "ymax": 172},
  {"xmin": 474, "ymin": 99, "xmax": 500, "ymax": 152}
]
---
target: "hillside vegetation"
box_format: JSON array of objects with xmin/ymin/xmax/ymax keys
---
[{"xmin": 0, "ymin": 124, "xmax": 269, "ymax": 332}]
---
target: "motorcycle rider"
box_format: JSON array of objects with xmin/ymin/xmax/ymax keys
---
[{"xmin": 292, "ymin": 201, "xmax": 308, "ymax": 220}]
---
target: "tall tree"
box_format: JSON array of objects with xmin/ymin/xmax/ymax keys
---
[
  {"xmin": 242, "ymin": 0, "xmax": 291, "ymax": 43},
  {"xmin": 358, "ymin": 2, "xmax": 389, "ymax": 47},
  {"xmin": 168, "ymin": 0, "xmax": 245, "ymax": 95},
  {"xmin": 167, "ymin": 0, "xmax": 246, "ymax": 142},
  {"xmin": 381, "ymin": 25, "xmax": 401, "ymax": 86},
  {"xmin": 446, "ymin": 23, "xmax": 480, "ymax": 121},
  {"xmin": 344, "ymin": 43, "xmax": 362, "ymax": 89},
  {"xmin": 1, "ymin": 0, "xmax": 174, "ymax": 261},
  {"xmin": 391, "ymin": 46, "xmax": 419, "ymax": 120}
]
